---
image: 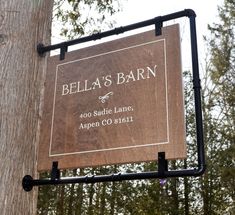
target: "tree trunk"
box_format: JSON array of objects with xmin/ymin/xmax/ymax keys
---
[
  {"xmin": 87, "ymin": 183, "xmax": 95, "ymax": 215},
  {"xmin": 183, "ymin": 160, "xmax": 189, "ymax": 215},
  {"xmin": 171, "ymin": 161, "xmax": 179, "ymax": 215},
  {"xmin": 75, "ymin": 168, "xmax": 84, "ymax": 215},
  {"xmin": 0, "ymin": 1, "xmax": 53, "ymax": 214},
  {"xmin": 99, "ymin": 183, "xmax": 106, "ymax": 215},
  {"xmin": 57, "ymin": 185, "xmax": 65, "ymax": 215},
  {"xmin": 67, "ymin": 169, "xmax": 77, "ymax": 215},
  {"xmin": 110, "ymin": 181, "xmax": 117, "ymax": 215}
]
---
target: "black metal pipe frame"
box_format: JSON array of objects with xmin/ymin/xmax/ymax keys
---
[{"xmin": 22, "ymin": 9, "xmax": 206, "ymax": 192}]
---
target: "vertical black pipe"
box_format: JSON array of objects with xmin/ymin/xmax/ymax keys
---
[{"xmin": 189, "ymin": 15, "xmax": 206, "ymax": 174}]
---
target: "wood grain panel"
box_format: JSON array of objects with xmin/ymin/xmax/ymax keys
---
[{"xmin": 38, "ymin": 24, "xmax": 186, "ymax": 171}]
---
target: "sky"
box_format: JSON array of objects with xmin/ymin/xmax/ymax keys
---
[
  {"xmin": 115, "ymin": 0, "xmax": 222, "ymax": 25},
  {"xmin": 113, "ymin": 0, "xmax": 223, "ymax": 71},
  {"xmin": 52, "ymin": 0, "xmax": 224, "ymax": 71}
]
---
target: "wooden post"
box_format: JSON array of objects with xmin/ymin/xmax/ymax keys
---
[{"xmin": 0, "ymin": 0, "xmax": 53, "ymax": 214}]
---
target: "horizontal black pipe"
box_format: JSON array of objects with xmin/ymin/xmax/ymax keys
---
[
  {"xmin": 22, "ymin": 167, "xmax": 205, "ymax": 192},
  {"xmin": 37, "ymin": 9, "xmax": 196, "ymax": 55}
]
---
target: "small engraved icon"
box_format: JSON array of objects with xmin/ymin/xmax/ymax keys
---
[{"xmin": 99, "ymin": 92, "xmax": 114, "ymax": 103}]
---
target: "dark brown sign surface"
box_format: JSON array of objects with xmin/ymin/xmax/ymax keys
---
[{"xmin": 38, "ymin": 24, "xmax": 186, "ymax": 171}]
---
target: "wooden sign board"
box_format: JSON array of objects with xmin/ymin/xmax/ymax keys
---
[{"xmin": 38, "ymin": 24, "xmax": 186, "ymax": 171}]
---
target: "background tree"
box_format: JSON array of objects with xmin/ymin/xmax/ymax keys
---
[
  {"xmin": 0, "ymin": 0, "xmax": 53, "ymax": 214},
  {"xmin": 53, "ymin": 0, "xmax": 123, "ymax": 39},
  {"xmin": 201, "ymin": 0, "xmax": 234, "ymax": 213}
]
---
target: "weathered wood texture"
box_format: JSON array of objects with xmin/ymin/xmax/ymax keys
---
[
  {"xmin": 0, "ymin": 1, "xmax": 53, "ymax": 214},
  {"xmin": 39, "ymin": 24, "xmax": 186, "ymax": 171}
]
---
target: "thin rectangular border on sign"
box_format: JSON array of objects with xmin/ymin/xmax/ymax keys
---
[{"xmin": 49, "ymin": 38, "xmax": 169, "ymax": 157}]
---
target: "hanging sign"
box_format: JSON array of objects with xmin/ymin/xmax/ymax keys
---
[{"xmin": 38, "ymin": 24, "xmax": 186, "ymax": 171}]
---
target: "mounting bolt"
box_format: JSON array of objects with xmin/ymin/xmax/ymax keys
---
[
  {"xmin": 37, "ymin": 43, "xmax": 46, "ymax": 57},
  {"xmin": 22, "ymin": 175, "xmax": 34, "ymax": 192}
]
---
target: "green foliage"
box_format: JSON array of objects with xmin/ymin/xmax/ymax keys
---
[
  {"xmin": 54, "ymin": 0, "xmax": 123, "ymax": 39},
  {"xmin": 201, "ymin": 0, "xmax": 235, "ymax": 213}
]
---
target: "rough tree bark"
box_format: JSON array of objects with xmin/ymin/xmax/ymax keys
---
[{"xmin": 0, "ymin": 1, "xmax": 53, "ymax": 214}]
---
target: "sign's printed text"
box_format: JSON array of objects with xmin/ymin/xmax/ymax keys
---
[
  {"xmin": 61, "ymin": 65, "xmax": 157, "ymax": 96},
  {"xmin": 79, "ymin": 105, "xmax": 134, "ymax": 130}
]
